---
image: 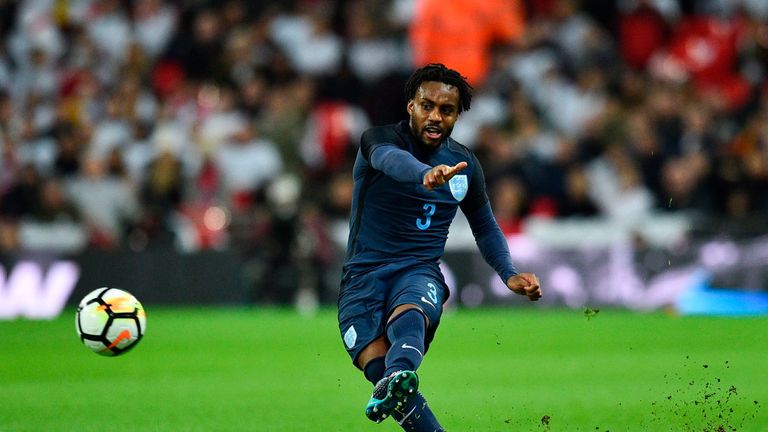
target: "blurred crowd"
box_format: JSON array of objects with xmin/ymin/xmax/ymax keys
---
[{"xmin": 1, "ymin": 0, "xmax": 768, "ymax": 301}]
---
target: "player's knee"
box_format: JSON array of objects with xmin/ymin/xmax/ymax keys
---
[
  {"xmin": 386, "ymin": 307, "xmax": 427, "ymax": 344},
  {"xmin": 388, "ymin": 304, "xmax": 429, "ymax": 327},
  {"xmin": 356, "ymin": 336, "xmax": 388, "ymax": 370}
]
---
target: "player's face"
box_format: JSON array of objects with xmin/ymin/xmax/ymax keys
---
[{"xmin": 407, "ymin": 81, "xmax": 460, "ymax": 148}]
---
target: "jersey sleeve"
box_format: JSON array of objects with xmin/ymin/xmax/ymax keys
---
[
  {"xmin": 459, "ymin": 153, "xmax": 489, "ymax": 213},
  {"xmin": 361, "ymin": 127, "xmax": 432, "ymax": 184},
  {"xmin": 465, "ymin": 201, "xmax": 519, "ymax": 282},
  {"xmin": 360, "ymin": 126, "xmax": 399, "ymax": 161},
  {"xmin": 461, "ymin": 153, "xmax": 519, "ymax": 282}
]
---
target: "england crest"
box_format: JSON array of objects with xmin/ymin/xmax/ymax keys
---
[
  {"xmin": 343, "ymin": 325, "xmax": 357, "ymax": 349},
  {"xmin": 448, "ymin": 175, "xmax": 468, "ymax": 201}
]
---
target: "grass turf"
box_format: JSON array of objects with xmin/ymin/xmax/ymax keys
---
[{"xmin": 0, "ymin": 307, "xmax": 765, "ymax": 431}]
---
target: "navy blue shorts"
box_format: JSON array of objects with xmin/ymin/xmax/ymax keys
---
[{"xmin": 337, "ymin": 260, "xmax": 448, "ymax": 367}]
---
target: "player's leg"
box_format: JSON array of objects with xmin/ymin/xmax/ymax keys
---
[
  {"xmin": 384, "ymin": 304, "xmax": 427, "ymax": 377},
  {"xmin": 376, "ymin": 264, "xmax": 447, "ymax": 430},
  {"xmin": 338, "ymin": 269, "xmax": 415, "ymax": 424},
  {"xmin": 386, "ymin": 305, "xmax": 444, "ymax": 431},
  {"xmin": 360, "ymin": 330, "xmax": 420, "ymax": 423},
  {"xmin": 363, "ymin": 297, "xmax": 429, "ymax": 422},
  {"xmin": 385, "ymin": 265, "xmax": 447, "ymax": 380},
  {"xmin": 392, "ymin": 391, "xmax": 443, "ymax": 432},
  {"xmin": 359, "ymin": 316, "xmax": 444, "ymax": 431},
  {"xmin": 341, "ymin": 263, "xmax": 445, "ymax": 429}
]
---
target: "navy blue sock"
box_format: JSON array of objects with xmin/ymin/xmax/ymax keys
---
[
  {"xmin": 394, "ymin": 392, "xmax": 445, "ymax": 432},
  {"xmin": 384, "ymin": 309, "xmax": 426, "ymax": 376},
  {"xmin": 363, "ymin": 357, "xmax": 386, "ymax": 385}
]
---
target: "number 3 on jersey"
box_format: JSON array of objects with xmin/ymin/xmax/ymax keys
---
[{"xmin": 417, "ymin": 203, "xmax": 436, "ymax": 230}]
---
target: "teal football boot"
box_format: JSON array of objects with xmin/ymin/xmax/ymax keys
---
[{"xmin": 365, "ymin": 370, "xmax": 419, "ymax": 423}]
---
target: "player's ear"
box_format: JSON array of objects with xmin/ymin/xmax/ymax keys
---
[{"xmin": 407, "ymin": 99, "xmax": 414, "ymax": 115}]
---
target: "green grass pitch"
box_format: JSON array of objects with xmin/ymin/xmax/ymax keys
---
[{"xmin": 0, "ymin": 307, "xmax": 766, "ymax": 431}]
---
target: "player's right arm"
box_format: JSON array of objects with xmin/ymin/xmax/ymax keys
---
[
  {"xmin": 362, "ymin": 127, "xmax": 466, "ymax": 188},
  {"xmin": 369, "ymin": 145, "xmax": 431, "ymax": 183}
]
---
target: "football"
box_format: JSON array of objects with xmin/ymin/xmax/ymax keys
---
[{"xmin": 75, "ymin": 288, "xmax": 147, "ymax": 356}]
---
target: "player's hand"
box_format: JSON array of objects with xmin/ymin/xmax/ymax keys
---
[
  {"xmin": 506, "ymin": 273, "xmax": 542, "ymax": 301},
  {"xmin": 423, "ymin": 162, "xmax": 468, "ymax": 191}
]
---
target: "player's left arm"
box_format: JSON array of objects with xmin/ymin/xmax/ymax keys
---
[{"xmin": 460, "ymin": 155, "xmax": 542, "ymax": 301}]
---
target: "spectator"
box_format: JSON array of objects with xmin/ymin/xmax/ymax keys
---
[
  {"xmin": 0, "ymin": 91, "xmax": 21, "ymax": 191},
  {"xmin": 300, "ymin": 100, "xmax": 369, "ymax": 177},
  {"xmin": 490, "ymin": 175, "xmax": 528, "ymax": 236},
  {"xmin": 18, "ymin": 178, "xmax": 86, "ymax": 252},
  {"xmin": 64, "ymin": 156, "xmax": 139, "ymax": 248},
  {"xmin": 558, "ymin": 165, "xmax": 600, "ymax": 218},
  {"xmin": 618, "ymin": 0, "xmax": 672, "ymax": 70},
  {"xmin": 0, "ymin": 219, "xmax": 19, "ymax": 252},
  {"xmin": 0, "ymin": 163, "xmax": 41, "ymax": 218},
  {"xmin": 586, "ymin": 145, "xmax": 655, "ymax": 225},
  {"xmin": 130, "ymin": 149, "xmax": 184, "ymax": 249},
  {"xmin": 268, "ymin": 1, "xmax": 343, "ymax": 77},
  {"xmin": 256, "ymin": 78, "xmax": 314, "ymax": 175},
  {"xmin": 345, "ymin": 0, "xmax": 406, "ymax": 84},
  {"xmin": 409, "ymin": 0, "xmax": 525, "ymax": 86},
  {"xmin": 322, "ymin": 171, "xmax": 354, "ymax": 248},
  {"xmin": 89, "ymin": 91, "xmax": 133, "ymax": 161},
  {"xmin": 132, "ymin": 0, "xmax": 178, "ymax": 60},
  {"xmin": 52, "ymin": 123, "xmax": 84, "ymax": 178},
  {"xmin": 213, "ymin": 123, "xmax": 284, "ymax": 209},
  {"xmin": 85, "ymin": 0, "xmax": 133, "ymax": 76},
  {"xmin": 166, "ymin": 6, "xmax": 227, "ymax": 82}
]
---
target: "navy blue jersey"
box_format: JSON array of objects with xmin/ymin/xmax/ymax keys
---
[{"xmin": 343, "ymin": 121, "xmax": 488, "ymax": 278}]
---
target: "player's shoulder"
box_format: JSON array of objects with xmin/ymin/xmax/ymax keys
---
[
  {"xmin": 361, "ymin": 122, "xmax": 405, "ymax": 145},
  {"xmin": 443, "ymin": 137, "xmax": 476, "ymax": 161}
]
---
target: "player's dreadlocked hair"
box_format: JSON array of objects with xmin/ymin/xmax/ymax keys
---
[{"xmin": 405, "ymin": 63, "xmax": 473, "ymax": 113}]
